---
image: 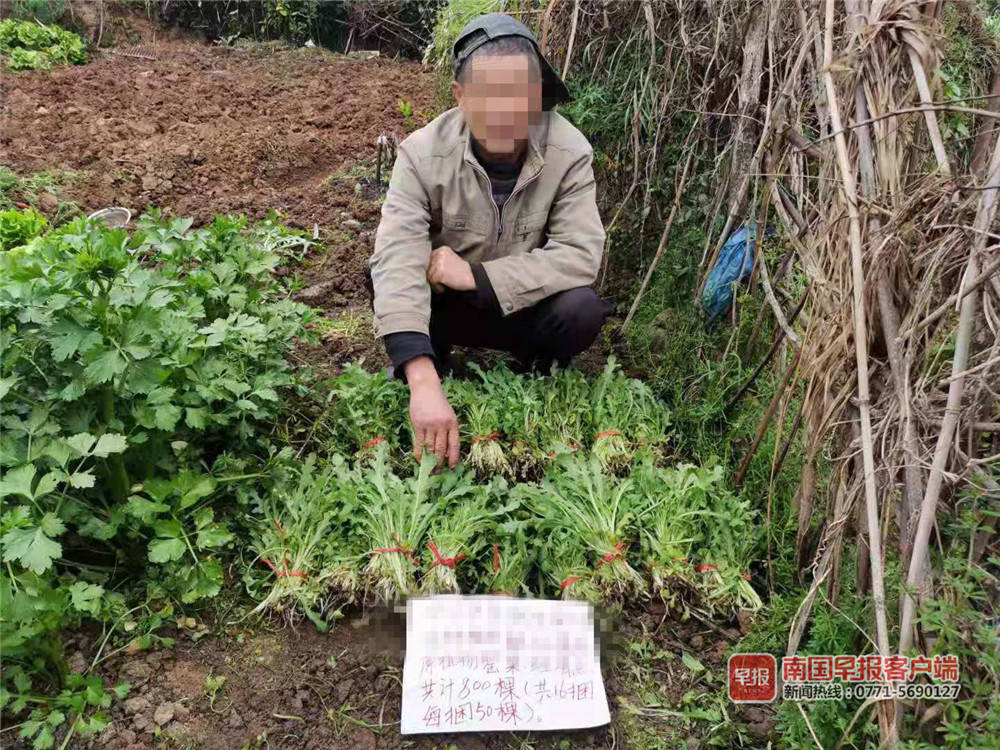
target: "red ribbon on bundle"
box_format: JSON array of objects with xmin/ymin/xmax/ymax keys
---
[
  {"xmin": 595, "ymin": 541, "xmax": 625, "ymax": 569},
  {"xmin": 593, "ymin": 430, "xmax": 622, "ymax": 441},
  {"xmin": 742, "ymin": 571, "xmax": 752, "ymax": 581},
  {"xmin": 696, "ymin": 564, "xmax": 718, "ymax": 572},
  {"xmin": 261, "ymin": 557, "xmax": 307, "ymax": 579},
  {"xmin": 493, "ymin": 543, "xmax": 500, "ymax": 574},
  {"xmin": 472, "ymin": 433, "xmax": 500, "ymax": 444},
  {"xmin": 362, "ymin": 436, "xmax": 386, "ymax": 450},
  {"xmin": 427, "ymin": 541, "xmax": 466, "ymax": 569},
  {"xmin": 560, "ymin": 575, "xmax": 583, "ymax": 591}
]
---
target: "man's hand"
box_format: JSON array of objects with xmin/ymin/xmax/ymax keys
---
[
  {"xmin": 404, "ymin": 356, "xmax": 460, "ymax": 468},
  {"xmin": 427, "ymin": 245, "xmax": 475, "ymax": 293}
]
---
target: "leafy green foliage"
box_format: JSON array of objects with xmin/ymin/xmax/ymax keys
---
[
  {"xmin": 0, "ymin": 18, "xmax": 88, "ymax": 71},
  {"xmin": 247, "ymin": 452, "xmax": 358, "ymax": 630},
  {"xmin": 519, "ymin": 452, "xmax": 646, "ymax": 600},
  {"xmin": 0, "ymin": 210, "xmax": 318, "ymax": 731},
  {"xmin": 1, "ymin": 207, "xmax": 48, "ymax": 251}
]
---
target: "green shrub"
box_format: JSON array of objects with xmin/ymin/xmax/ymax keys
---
[{"xmin": 0, "ymin": 211, "xmax": 318, "ymax": 725}]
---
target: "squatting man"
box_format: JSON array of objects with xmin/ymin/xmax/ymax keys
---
[{"xmin": 367, "ymin": 13, "xmax": 613, "ymax": 468}]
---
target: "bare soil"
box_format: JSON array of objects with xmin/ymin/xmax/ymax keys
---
[{"xmin": 66, "ymin": 602, "xmax": 752, "ymax": 750}]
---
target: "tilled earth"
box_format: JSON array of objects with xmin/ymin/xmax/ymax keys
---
[
  {"xmin": 2, "ymin": 24, "xmax": 436, "ymax": 375},
  {"xmin": 2, "ymin": 17, "xmax": 771, "ymax": 750}
]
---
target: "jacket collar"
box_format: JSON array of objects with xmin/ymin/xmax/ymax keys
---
[{"xmin": 462, "ymin": 113, "xmax": 546, "ymax": 187}]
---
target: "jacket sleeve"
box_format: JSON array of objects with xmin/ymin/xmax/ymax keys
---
[
  {"xmin": 480, "ymin": 148, "xmax": 606, "ymax": 315},
  {"xmin": 369, "ymin": 142, "xmax": 433, "ymax": 338}
]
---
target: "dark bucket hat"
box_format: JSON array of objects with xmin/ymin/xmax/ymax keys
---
[{"xmin": 451, "ymin": 12, "xmax": 572, "ymax": 111}]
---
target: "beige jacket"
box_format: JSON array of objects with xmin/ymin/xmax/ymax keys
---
[{"xmin": 369, "ymin": 107, "xmax": 606, "ymax": 338}]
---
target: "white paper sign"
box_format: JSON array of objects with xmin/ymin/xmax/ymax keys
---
[{"xmin": 400, "ymin": 595, "xmax": 611, "ymax": 734}]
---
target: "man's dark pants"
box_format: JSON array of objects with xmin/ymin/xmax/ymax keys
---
[{"xmin": 364, "ymin": 269, "xmax": 613, "ymax": 374}]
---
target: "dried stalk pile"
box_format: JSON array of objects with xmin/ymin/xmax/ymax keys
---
[{"xmin": 543, "ymin": 0, "xmax": 998, "ymax": 744}]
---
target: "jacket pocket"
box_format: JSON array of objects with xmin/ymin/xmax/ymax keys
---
[
  {"xmin": 514, "ymin": 210, "xmax": 548, "ymax": 237},
  {"xmin": 444, "ymin": 211, "xmax": 490, "ymax": 235},
  {"xmin": 442, "ymin": 210, "xmax": 491, "ymax": 255}
]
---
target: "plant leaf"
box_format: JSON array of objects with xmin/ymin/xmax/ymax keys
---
[
  {"xmin": 148, "ymin": 537, "xmax": 185, "ymax": 563},
  {"xmin": 92, "ymin": 433, "xmax": 127, "ymax": 457},
  {"xmin": 1, "ymin": 527, "xmax": 62, "ymax": 574},
  {"xmin": 68, "ymin": 581, "xmax": 105, "ymax": 615}
]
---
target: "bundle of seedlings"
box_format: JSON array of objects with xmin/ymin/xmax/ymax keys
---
[
  {"xmin": 329, "ymin": 362, "xmax": 408, "ymax": 465},
  {"xmin": 446, "ymin": 374, "xmax": 513, "ymax": 480},
  {"xmin": 589, "ymin": 359, "xmax": 632, "ymax": 473},
  {"xmin": 482, "ymin": 364, "xmax": 549, "ymax": 481},
  {"xmin": 634, "ymin": 461, "xmax": 718, "ymax": 614},
  {"xmin": 687, "ymin": 481, "xmax": 761, "ymax": 615},
  {"xmin": 521, "ymin": 452, "xmax": 645, "ymax": 600},
  {"xmin": 484, "ymin": 521, "xmax": 535, "ymax": 597},
  {"xmin": 248, "ymin": 453, "xmax": 355, "ymax": 630},
  {"xmin": 538, "ymin": 366, "xmax": 593, "ymax": 459},
  {"xmin": 589, "ymin": 357, "xmax": 667, "ymax": 473},
  {"xmin": 356, "ymin": 443, "xmax": 439, "ymax": 602},
  {"xmin": 418, "ymin": 473, "xmax": 509, "ymax": 594},
  {"xmin": 536, "ymin": 530, "xmax": 602, "ymax": 602}
]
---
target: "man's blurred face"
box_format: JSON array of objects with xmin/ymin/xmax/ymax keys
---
[{"xmin": 452, "ymin": 52, "xmax": 542, "ymax": 158}]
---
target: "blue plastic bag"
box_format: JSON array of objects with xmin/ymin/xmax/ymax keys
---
[{"xmin": 701, "ymin": 222, "xmax": 759, "ymax": 320}]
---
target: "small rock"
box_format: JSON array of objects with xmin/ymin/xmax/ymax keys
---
[
  {"xmin": 132, "ymin": 713, "xmax": 152, "ymax": 733},
  {"xmin": 748, "ymin": 719, "xmax": 775, "ymax": 739},
  {"xmin": 342, "ymin": 219, "xmax": 362, "ymax": 230},
  {"xmin": 142, "ymin": 175, "xmax": 158, "ymax": 191},
  {"xmin": 122, "ymin": 661, "xmax": 152, "ymax": 682},
  {"xmin": 353, "ymin": 728, "xmax": 376, "ymax": 750},
  {"xmin": 737, "ymin": 608, "xmax": 755, "ymax": 634},
  {"xmin": 173, "ymin": 144, "xmax": 192, "ymax": 159},
  {"xmin": 336, "ymin": 679, "xmax": 354, "ymax": 704},
  {"xmin": 69, "ymin": 650, "xmax": 87, "ymax": 674},
  {"xmin": 153, "ymin": 702, "xmax": 175, "ymax": 726},
  {"xmin": 130, "ymin": 120, "xmax": 156, "ymax": 136},
  {"xmin": 38, "ymin": 192, "xmax": 59, "ymax": 214},
  {"xmin": 123, "ymin": 696, "xmax": 151, "ymax": 715},
  {"xmin": 690, "ymin": 634, "xmax": 704, "ymax": 649}
]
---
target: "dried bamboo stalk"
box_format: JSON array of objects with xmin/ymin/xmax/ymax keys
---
[
  {"xmin": 822, "ymin": 0, "xmax": 896, "ymax": 741},
  {"xmin": 898, "ymin": 133, "xmax": 1000, "ymax": 656}
]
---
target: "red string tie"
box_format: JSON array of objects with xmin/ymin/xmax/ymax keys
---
[
  {"xmin": 594, "ymin": 430, "xmax": 622, "ymax": 441},
  {"xmin": 696, "ymin": 564, "xmax": 718, "ymax": 573},
  {"xmin": 472, "ymin": 433, "xmax": 500, "ymax": 444},
  {"xmin": 595, "ymin": 541, "xmax": 625, "ymax": 570},
  {"xmin": 362, "ymin": 436, "xmax": 386, "ymax": 451},
  {"xmin": 427, "ymin": 541, "xmax": 466, "ymax": 569},
  {"xmin": 560, "ymin": 575, "xmax": 583, "ymax": 591},
  {"xmin": 371, "ymin": 545, "xmax": 417, "ymax": 567},
  {"xmin": 742, "ymin": 571, "xmax": 751, "ymax": 581},
  {"xmin": 261, "ymin": 557, "xmax": 307, "ymax": 579}
]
